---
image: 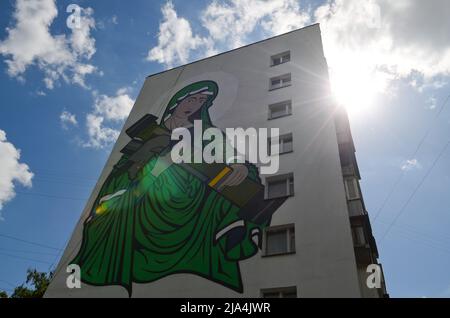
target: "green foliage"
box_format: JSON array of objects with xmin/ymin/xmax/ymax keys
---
[
  {"xmin": 0, "ymin": 290, "xmax": 8, "ymax": 298},
  {"xmin": 7, "ymin": 269, "xmax": 54, "ymax": 298}
]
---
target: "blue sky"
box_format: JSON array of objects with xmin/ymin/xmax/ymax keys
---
[{"xmin": 0, "ymin": 0, "xmax": 449, "ymax": 297}]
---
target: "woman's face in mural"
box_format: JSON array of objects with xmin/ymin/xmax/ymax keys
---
[{"xmin": 173, "ymin": 93, "xmax": 208, "ymax": 119}]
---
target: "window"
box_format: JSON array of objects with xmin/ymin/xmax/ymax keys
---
[
  {"xmin": 268, "ymin": 100, "xmax": 292, "ymax": 119},
  {"xmin": 347, "ymin": 200, "xmax": 364, "ymax": 217},
  {"xmin": 269, "ymin": 133, "xmax": 293, "ymax": 155},
  {"xmin": 261, "ymin": 286, "xmax": 297, "ymax": 298},
  {"xmin": 264, "ymin": 224, "xmax": 295, "ymax": 256},
  {"xmin": 271, "ymin": 51, "xmax": 291, "ymax": 66},
  {"xmin": 266, "ymin": 173, "xmax": 294, "ymax": 199},
  {"xmin": 352, "ymin": 226, "xmax": 366, "ymax": 246},
  {"xmin": 344, "ymin": 178, "xmax": 360, "ymax": 200},
  {"xmin": 269, "ymin": 74, "xmax": 291, "ymax": 90}
]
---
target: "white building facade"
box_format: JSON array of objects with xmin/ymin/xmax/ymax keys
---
[{"xmin": 46, "ymin": 24, "xmax": 387, "ymax": 298}]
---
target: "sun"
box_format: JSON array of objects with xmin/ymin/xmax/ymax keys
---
[
  {"xmin": 328, "ymin": 58, "xmax": 387, "ymax": 118},
  {"xmin": 330, "ymin": 70, "xmax": 376, "ymax": 118}
]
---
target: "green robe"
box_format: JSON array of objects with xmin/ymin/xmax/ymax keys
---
[
  {"xmin": 72, "ymin": 149, "xmax": 264, "ymax": 295},
  {"xmin": 71, "ymin": 80, "xmax": 269, "ymax": 295}
]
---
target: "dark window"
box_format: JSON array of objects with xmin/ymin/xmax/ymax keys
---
[
  {"xmin": 268, "ymin": 133, "xmax": 293, "ymax": 155},
  {"xmin": 268, "ymin": 100, "xmax": 292, "ymax": 119},
  {"xmin": 345, "ymin": 178, "xmax": 360, "ymax": 200},
  {"xmin": 269, "ymin": 74, "xmax": 291, "ymax": 90},
  {"xmin": 266, "ymin": 173, "xmax": 294, "ymax": 199},
  {"xmin": 264, "ymin": 224, "xmax": 295, "ymax": 256},
  {"xmin": 271, "ymin": 51, "xmax": 291, "ymax": 66},
  {"xmin": 261, "ymin": 286, "xmax": 297, "ymax": 298}
]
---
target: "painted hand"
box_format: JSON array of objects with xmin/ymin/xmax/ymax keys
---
[{"xmin": 221, "ymin": 164, "xmax": 248, "ymax": 187}]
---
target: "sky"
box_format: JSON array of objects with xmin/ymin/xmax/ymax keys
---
[{"xmin": 0, "ymin": 0, "xmax": 449, "ymax": 298}]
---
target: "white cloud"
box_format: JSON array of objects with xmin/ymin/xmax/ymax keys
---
[
  {"xmin": 202, "ymin": 0, "xmax": 310, "ymax": 48},
  {"xmin": 148, "ymin": 0, "xmax": 450, "ymax": 116},
  {"xmin": 84, "ymin": 114, "xmax": 121, "ymax": 149},
  {"xmin": 97, "ymin": 15, "xmax": 119, "ymax": 30},
  {"xmin": 147, "ymin": 1, "xmax": 212, "ymax": 68},
  {"xmin": 84, "ymin": 88, "xmax": 135, "ymax": 149},
  {"xmin": 0, "ymin": 0, "xmax": 97, "ymax": 89},
  {"xmin": 260, "ymin": 0, "xmax": 311, "ymax": 36},
  {"xmin": 69, "ymin": 7, "xmax": 96, "ymax": 60},
  {"xmin": 148, "ymin": 0, "xmax": 310, "ymax": 68},
  {"xmin": 93, "ymin": 88, "xmax": 134, "ymax": 122},
  {"xmin": 315, "ymin": 0, "xmax": 450, "ymax": 111},
  {"xmin": 0, "ymin": 130, "xmax": 33, "ymax": 220},
  {"xmin": 401, "ymin": 158, "xmax": 421, "ymax": 171},
  {"xmin": 60, "ymin": 111, "xmax": 78, "ymax": 129}
]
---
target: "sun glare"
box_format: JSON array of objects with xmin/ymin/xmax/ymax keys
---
[
  {"xmin": 328, "ymin": 57, "xmax": 387, "ymax": 118},
  {"xmin": 330, "ymin": 70, "xmax": 376, "ymax": 118}
]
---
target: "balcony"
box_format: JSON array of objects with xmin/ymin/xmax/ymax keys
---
[{"xmin": 350, "ymin": 214, "xmax": 379, "ymax": 265}]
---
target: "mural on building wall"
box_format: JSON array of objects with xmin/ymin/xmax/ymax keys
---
[{"xmin": 71, "ymin": 80, "xmax": 287, "ymax": 295}]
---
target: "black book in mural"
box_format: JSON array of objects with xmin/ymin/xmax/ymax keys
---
[{"xmin": 121, "ymin": 113, "xmax": 287, "ymax": 227}]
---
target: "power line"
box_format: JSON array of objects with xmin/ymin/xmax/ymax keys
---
[
  {"xmin": 32, "ymin": 175, "xmax": 97, "ymax": 185},
  {"xmin": 3, "ymin": 190, "xmax": 86, "ymax": 202},
  {"xmin": 31, "ymin": 169, "xmax": 99, "ymax": 182},
  {"xmin": 373, "ymin": 93, "xmax": 450, "ymax": 221},
  {"xmin": 0, "ymin": 252, "xmax": 53, "ymax": 265},
  {"xmin": 0, "ymin": 279, "xmax": 15, "ymax": 288},
  {"xmin": 0, "ymin": 248, "xmax": 60, "ymax": 257},
  {"xmin": 376, "ymin": 219, "xmax": 450, "ymax": 251},
  {"xmin": 50, "ymin": 237, "xmax": 83, "ymax": 280},
  {"xmin": 0, "ymin": 234, "xmax": 62, "ymax": 251},
  {"xmin": 32, "ymin": 177, "xmax": 94, "ymax": 189},
  {"xmin": 48, "ymin": 236, "xmax": 71, "ymax": 273},
  {"xmin": 390, "ymin": 228, "xmax": 450, "ymax": 256},
  {"xmin": 379, "ymin": 141, "xmax": 450, "ymax": 242}
]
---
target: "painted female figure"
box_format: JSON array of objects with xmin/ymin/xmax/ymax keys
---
[{"xmin": 71, "ymin": 81, "xmax": 272, "ymax": 295}]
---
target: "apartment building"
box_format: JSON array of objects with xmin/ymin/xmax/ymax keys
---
[{"xmin": 45, "ymin": 23, "xmax": 387, "ymax": 298}]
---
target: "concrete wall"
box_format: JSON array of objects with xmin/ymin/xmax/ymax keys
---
[{"xmin": 45, "ymin": 24, "xmax": 362, "ymax": 298}]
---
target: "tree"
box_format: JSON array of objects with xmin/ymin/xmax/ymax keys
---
[
  {"xmin": 10, "ymin": 269, "xmax": 53, "ymax": 298},
  {"xmin": 0, "ymin": 291, "xmax": 8, "ymax": 298}
]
